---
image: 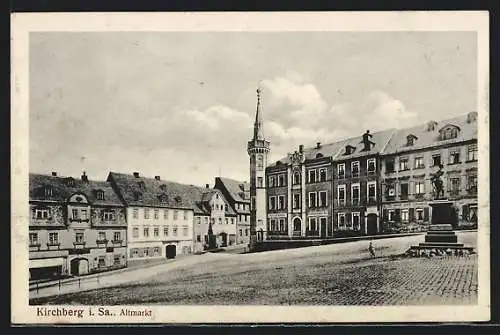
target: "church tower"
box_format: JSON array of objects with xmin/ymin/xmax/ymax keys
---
[{"xmin": 248, "ymin": 87, "xmax": 270, "ymax": 248}]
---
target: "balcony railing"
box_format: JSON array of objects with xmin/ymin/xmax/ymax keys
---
[
  {"xmin": 96, "ymin": 239, "xmax": 108, "ymax": 245},
  {"xmin": 73, "ymin": 241, "xmax": 86, "ymax": 248},
  {"xmin": 112, "ymin": 239, "xmax": 123, "ymax": 245},
  {"xmin": 46, "ymin": 242, "xmax": 60, "ymax": 249}
]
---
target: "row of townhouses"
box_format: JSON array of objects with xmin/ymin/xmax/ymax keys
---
[
  {"xmin": 29, "ymin": 171, "xmax": 251, "ymax": 280},
  {"xmin": 255, "ymin": 111, "xmax": 478, "ymax": 240}
]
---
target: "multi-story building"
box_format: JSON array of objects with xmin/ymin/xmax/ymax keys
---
[
  {"xmin": 380, "ymin": 112, "xmax": 478, "ymax": 229},
  {"xmin": 29, "ymin": 172, "xmax": 127, "ymax": 280},
  {"xmin": 332, "ymin": 129, "xmax": 395, "ymax": 236},
  {"xmin": 192, "ymin": 185, "xmax": 238, "ymax": 251},
  {"xmin": 107, "ymin": 172, "xmax": 194, "ymax": 260},
  {"xmin": 214, "ymin": 177, "xmax": 251, "ymax": 244}
]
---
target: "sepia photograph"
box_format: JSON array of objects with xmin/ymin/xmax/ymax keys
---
[{"xmin": 11, "ymin": 11, "xmax": 490, "ymax": 324}]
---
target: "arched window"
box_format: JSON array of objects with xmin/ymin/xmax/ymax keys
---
[
  {"xmin": 257, "ymin": 155, "xmax": 264, "ymax": 171},
  {"xmin": 293, "ymin": 171, "xmax": 301, "ymax": 185}
]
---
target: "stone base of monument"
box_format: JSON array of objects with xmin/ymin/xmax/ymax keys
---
[{"xmin": 406, "ymin": 201, "xmax": 475, "ymax": 257}]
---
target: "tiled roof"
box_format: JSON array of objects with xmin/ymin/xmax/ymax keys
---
[
  {"xmin": 382, "ymin": 113, "xmax": 478, "ymax": 155},
  {"xmin": 29, "ymin": 173, "xmax": 124, "ymax": 206},
  {"xmin": 107, "ymin": 172, "xmax": 236, "ymax": 216},
  {"xmin": 214, "ymin": 177, "xmax": 250, "ymax": 203},
  {"xmin": 270, "ymin": 129, "xmax": 395, "ymax": 166}
]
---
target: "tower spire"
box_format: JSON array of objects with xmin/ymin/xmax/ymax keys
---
[{"xmin": 254, "ymin": 87, "xmax": 265, "ymax": 141}]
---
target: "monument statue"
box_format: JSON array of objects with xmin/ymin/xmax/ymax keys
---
[{"xmin": 430, "ymin": 164, "xmax": 445, "ymax": 199}]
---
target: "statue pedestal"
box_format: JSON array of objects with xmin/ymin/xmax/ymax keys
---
[{"xmin": 407, "ymin": 199, "xmax": 474, "ymax": 256}]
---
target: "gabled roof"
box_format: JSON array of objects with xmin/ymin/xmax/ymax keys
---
[
  {"xmin": 107, "ymin": 172, "xmax": 236, "ymax": 216},
  {"xmin": 382, "ymin": 113, "xmax": 477, "ymax": 155},
  {"xmin": 271, "ymin": 138, "xmax": 350, "ymax": 167},
  {"xmin": 214, "ymin": 177, "xmax": 250, "ymax": 204},
  {"xmin": 29, "ymin": 173, "xmax": 124, "ymax": 206}
]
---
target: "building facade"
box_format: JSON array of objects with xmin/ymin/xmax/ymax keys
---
[
  {"xmin": 193, "ymin": 186, "xmax": 238, "ymax": 251},
  {"xmin": 214, "ymin": 177, "xmax": 251, "ymax": 245},
  {"xmin": 29, "ymin": 172, "xmax": 127, "ymax": 280},
  {"xmin": 107, "ymin": 172, "xmax": 194, "ymax": 260},
  {"xmin": 380, "ymin": 112, "xmax": 478, "ymax": 230}
]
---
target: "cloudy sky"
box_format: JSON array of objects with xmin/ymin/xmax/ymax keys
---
[{"xmin": 29, "ymin": 32, "xmax": 477, "ymax": 186}]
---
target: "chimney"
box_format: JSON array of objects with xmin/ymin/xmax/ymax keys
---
[
  {"xmin": 51, "ymin": 172, "xmax": 57, "ymax": 177},
  {"xmin": 316, "ymin": 142, "xmax": 321, "ymax": 149},
  {"xmin": 81, "ymin": 171, "xmax": 88, "ymax": 182},
  {"xmin": 206, "ymin": 184, "xmax": 210, "ymax": 189},
  {"xmin": 133, "ymin": 172, "xmax": 140, "ymax": 178},
  {"xmin": 155, "ymin": 176, "xmax": 161, "ymax": 181},
  {"xmin": 299, "ymin": 145, "xmax": 304, "ymax": 153}
]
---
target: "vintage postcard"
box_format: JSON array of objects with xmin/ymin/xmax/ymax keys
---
[{"xmin": 11, "ymin": 11, "xmax": 490, "ymax": 324}]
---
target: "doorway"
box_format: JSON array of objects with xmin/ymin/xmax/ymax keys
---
[
  {"xmin": 165, "ymin": 245, "xmax": 176, "ymax": 259},
  {"xmin": 70, "ymin": 258, "xmax": 89, "ymax": 276},
  {"xmin": 367, "ymin": 214, "xmax": 378, "ymax": 235},
  {"xmin": 293, "ymin": 217, "xmax": 302, "ymax": 236}
]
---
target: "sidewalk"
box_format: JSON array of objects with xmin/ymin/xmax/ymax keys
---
[{"xmin": 29, "ymin": 253, "xmax": 206, "ymax": 300}]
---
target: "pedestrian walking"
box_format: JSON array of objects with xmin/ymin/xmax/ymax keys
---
[{"xmin": 368, "ymin": 241, "xmax": 375, "ymax": 258}]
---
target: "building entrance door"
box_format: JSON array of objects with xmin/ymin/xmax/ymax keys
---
[
  {"xmin": 320, "ymin": 221, "xmax": 327, "ymax": 238},
  {"xmin": 165, "ymin": 245, "xmax": 176, "ymax": 259},
  {"xmin": 367, "ymin": 214, "xmax": 378, "ymax": 235},
  {"xmin": 293, "ymin": 217, "xmax": 302, "ymax": 236}
]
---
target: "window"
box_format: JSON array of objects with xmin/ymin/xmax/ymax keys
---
[
  {"xmin": 98, "ymin": 256, "xmax": 106, "ymax": 267},
  {"xmin": 144, "ymin": 209, "xmax": 150, "ymax": 219},
  {"xmin": 153, "ymin": 247, "xmax": 160, "ymax": 256},
  {"xmin": 143, "ymin": 227, "xmax": 149, "ymax": 238},
  {"xmin": 367, "ymin": 182, "xmax": 376, "ymax": 204},
  {"xmin": 319, "ymin": 168, "xmax": 327, "ymax": 182},
  {"xmin": 401, "ymin": 210, "xmax": 409, "ymax": 222},
  {"xmin": 432, "ymin": 154, "xmax": 442, "ymax": 166},
  {"xmin": 367, "ymin": 159, "xmax": 376, "ymax": 174},
  {"xmin": 319, "ymin": 191, "xmax": 327, "ymax": 207},
  {"xmin": 173, "ymin": 210, "xmax": 178, "ymax": 220},
  {"xmin": 278, "ymin": 195, "xmax": 285, "ymax": 210},
  {"xmin": 195, "ymin": 217, "xmax": 200, "ymax": 225},
  {"xmin": 388, "ymin": 210, "xmax": 395, "ymax": 221},
  {"xmin": 204, "ymin": 217, "xmax": 209, "ymax": 224},
  {"xmin": 184, "ymin": 211, "xmax": 188, "ymax": 220},
  {"xmin": 231, "ymin": 218, "xmax": 234, "ymax": 224},
  {"xmin": 163, "ymin": 209, "xmax": 169, "ymax": 220},
  {"xmin": 153, "ymin": 226, "xmax": 159, "ymax": 237},
  {"xmin": 308, "ymin": 192, "xmax": 317, "ymax": 208},
  {"xmin": 98, "ymin": 231, "xmax": 106, "ymax": 241},
  {"xmin": 338, "ymin": 213, "xmax": 345, "ymax": 228},
  {"xmin": 75, "ymin": 232, "xmax": 84, "ymax": 243},
  {"xmin": 467, "ymin": 174, "xmax": 478, "ymax": 193},
  {"xmin": 386, "ymin": 183, "xmax": 396, "ymax": 198},
  {"xmin": 351, "ymin": 161, "xmax": 360, "ymax": 177},
  {"xmin": 293, "ymin": 171, "xmax": 301, "ymax": 185},
  {"xmin": 415, "ymin": 181, "xmax": 425, "ymax": 195},
  {"xmin": 225, "ymin": 218, "xmax": 228, "ymax": 224},
  {"xmin": 257, "ymin": 155, "xmax": 264, "ymax": 170},
  {"xmin": 270, "ymin": 219, "xmax": 277, "ymax": 231},
  {"xmin": 81, "ymin": 209, "xmax": 88, "ymax": 220},
  {"xmin": 386, "ymin": 158, "xmax": 395, "ymax": 173},
  {"xmin": 132, "ymin": 249, "xmax": 138, "ymax": 258},
  {"xmin": 245, "ymin": 229, "xmax": 249, "ymax": 236},
  {"xmin": 111, "ymin": 232, "xmax": 120, "ymax": 242},
  {"xmin": 173, "ymin": 225, "xmax": 178, "ymax": 236},
  {"xmin": 35, "ymin": 208, "xmax": 50, "ymax": 219},
  {"xmin": 239, "ymin": 229, "xmax": 242, "ymax": 236},
  {"xmin": 132, "ymin": 226, "xmax": 139, "ymax": 238},
  {"xmin": 72, "ymin": 209, "xmax": 79, "ymax": 219},
  {"xmin": 293, "ymin": 194, "xmax": 301, "ymax": 209},
  {"xmin": 449, "ymin": 148, "xmax": 461, "ymax": 164},
  {"xmin": 337, "ymin": 164, "xmax": 345, "ymax": 179},
  {"xmin": 346, "ymin": 215, "xmax": 353, "ymax": 229},
  {"xmin": 308, "ymin": 169, "xmax": 317, "ymax": 183},
  {"xmin": 96, "ymin": 190, "xmax": 104, "ymax": 200},
  {"xmin": 279, "ymin": 218, "xmax": 286, "ymax": 231},
  {"xmin": 416, "ymin": 209, "xmax": 424, "ymax": 221},
  {"xmin": 44, "ymin": 187, "xmax": 53, "ymax": 197},
  {"xmin": 338, "ymin": 185, "xmax": 346, "ymax": 205},
  {"xmin": 278, "ymin": 175, "xmax": 285, "ymax": 187},
  {"xmin": 450, "ymin": 177, "xmax": 460, "ymax": 195},
  {"xmin": 143, "ymin": 249, "xmax": 149, "ymax": 257},
  {"xmin": 154, "ymin": 209, "xmax": 159, "ymax": 219},
  {"xmin": 269, "ymin": 196, "xmax": 276, "ymax": 210},
  {"xmin": 29, "ymin": 232, "xmax": 38, "ymax": 245},
  {"xmin": 400, "ymin": 183, "xmax": 409, "ymax": 200},
  {"xmin": 268, "ymin": 176, "xmax": 275, "ymax": 187},
  {"xmin": 308, "ymin": 217, "xmax": 318, "ymax": 232},
  {"xmin": 196, "ymin": 235, "xmax": 201, "ymax": 242},
  {"xmin": 467, "ymin": 144, "xmax": 477, "ymax": 161},
  {"xmin": 257, "ymin": 177, "xmax": 263, "ymax": 188},
  {"xmin": 103, "ymin": 211, "xmax": 115, "ymax": 221},
  {"xmin": 163, "ymin": 226, "xmax": 169, "ymax": 237},
  {"xmin": 399, "ymin": 158, "xmax": 409, "ymax": 171},
  {"xmin": 351, "ymin": 184, "xmax": 360, "ymax": 205},
  {"xmin": 415, "ymin": 157, "xmax": 424, "ymax": 169},
  {"xmin": 133, "ymin": 208, "xmax": 139, "ymax": 219},
  {"xmin": 352, "ymin": 213, "xmax": 360, "ymax": 230},
  {"xmin": 183, "ymin": 225, "xmax": 189, "ymax": 236},
  {"xmin": 251, "ymin": 197, "xmax": 256, "ymax": 211}
]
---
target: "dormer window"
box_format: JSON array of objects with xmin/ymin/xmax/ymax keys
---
[
  {"xmin": 276, "ymin": 161, "xmax": 282, "ymax": 166},
  {"xmin": 175, "ymin": 196, "xmax": 182, "ymax": 203},
  {"xmin": 96, "ymin": 190, "xmax": 105, "ymax": 200},
  {"xmin": 426, "ymin": 121, "xmax": 438, "ymax": 131},
  {"xmin": 158, "ymin": 194, "xmax": 168, "ymax": 202},
  {"xmin": 159, "ymin": 184, "xmax": 166, "ymax": 191},
  {"xmin": 133, "ymin": 191, "xmax": 142, "ymax": 201},
  {"xmin": 44, "ymin": 186, "xmax": 53, "ymax": 197},
  {"xmin": 406, "ymin": 134, "xmax": 418, "ymax": 146},
  {"xmin": 66, "ymin": 177, "xmax": 76, "ymax": 187},
  {"xmin": 439, "ymin": 124, "xmax": 460, "ymax": 141},
  {"xmin": 316, "ymin": 153, "xmax": 324, "ymax": 159},
  {"xmin": 137, "ymin": 181, "xmax": 145, "ymax": 190},
  {"xmin": 344, "ymin": 145, "xmax": 356, "ymax": 155},
  {"xmin": 467, "ymin": 111, "xmax": 478, "ymax": 123}
]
